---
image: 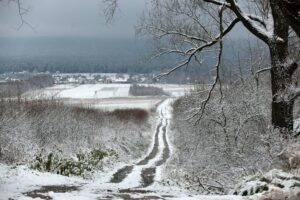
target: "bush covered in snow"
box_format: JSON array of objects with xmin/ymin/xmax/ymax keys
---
[
  {"xmin": 232, "ymin": 169, "xmax": 300, "ymax": 196},
  {"xmin": 0, "ymin": 99, "xmax": 153, "ymax": 167},
  {"xmin": 165, "ymin": 75, "xmax": 299, "ymax": 194},
  {"xmin": 31, "ymin": 148, "xmax": 118, "ymax": 177}
]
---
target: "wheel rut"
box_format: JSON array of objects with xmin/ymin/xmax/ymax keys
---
[
  {"xmin": 155, "ymin": 120, "xmax": 170, "ymax": 166},
  {"xmin": 137, "ymin": 121, "xmax": 163, "ymax": 166},
  {"xmin": 110, "ymin": 165, "xmax": 134, "ymax": 183},
  {"xmin": 22, "ymin": 100, "xmax": 180, "ymax": 200},
  {"xmin": 108, "ymin": 99, "xmax": 172, "ymax": 197}
]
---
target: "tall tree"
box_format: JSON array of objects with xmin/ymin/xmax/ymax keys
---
[{"xmin": 105, "ymin": 0, "xmax": 300, "ymax": 132}]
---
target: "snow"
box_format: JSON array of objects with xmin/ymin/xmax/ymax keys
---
[
  {"xmin": 23, "ymin": 83, "xmax": 192, "ymax": 111},
  {"xmin": 0, "ymin": 99, "xmax": 242, "ymax": 200},
  {"xmin": 25, "ymin": 83, "xmax": 192, "ymax": 100},
  {"xmin": 0, "ymin": 164, "xmax": 87, "ymax": 200},
  {"xmin": 91, "ymin": 98, "xmax": 162, "ymax": 110},
  {"xmin": 0, "ymin": 163, "xmax": 241, "ymax": 200}
]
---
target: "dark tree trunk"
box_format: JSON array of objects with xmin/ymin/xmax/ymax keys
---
[
  {"xmin": 278, "ymin": 0, "xmax": 300, "ymax": 37},
  {"xmin": 270, "ymin": 46, "xmax": 294, "ymax": 131},
  {"xmin": 269, "ymin": 1, "xmax": 294, "ymax": 132}
]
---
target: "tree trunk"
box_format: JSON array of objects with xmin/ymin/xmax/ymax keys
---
[
  {"xmin": 270, "ymin": 45, "xmax": 294, "ymax": 131},
  {"xmin": 278, "ymin": 0, "xmax": 300, "ymax": 38},
  {"xmin": 269, "ymin": 1, "xmax": 294, "ymax": 132}
]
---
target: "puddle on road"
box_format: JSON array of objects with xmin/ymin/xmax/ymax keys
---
[
  {"xmin": 141, "ymin": 167, "xmax": 156, "ymax": 187},
  {"xmin": 23, "ymin": 185, "xmax": 79, "ymax": 200}
]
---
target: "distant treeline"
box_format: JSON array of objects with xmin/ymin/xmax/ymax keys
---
[
  {"xmin": 129, "ymin": 84, "xmax": 168, "ymax": 96},
  {"xmin": 0, "ymin": 57, "xmax": 210, "ymax": 74},
  {"xmin": 0, "ymin": 74, "xmax": 54, "ymax": 98}
]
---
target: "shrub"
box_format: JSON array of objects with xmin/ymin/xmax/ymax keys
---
[
  {"xmin": 129, "ymin": 84, "xmax": 169, "ymax": 96},
  {"xmin": 0, "ymin": 99, "xmax": 152, "ymax": 165},
  {"xmin": 31, "ymin": 148, "xmax": 118, "ymax": 177},
  {"xmin": 166, "ymin": 75, "xmax": 296, "ymax": 194}
]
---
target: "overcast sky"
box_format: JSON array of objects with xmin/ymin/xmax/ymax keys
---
[
  {"xmin": 0, "ymin": 0, "xmax": 251, "ymax": 39},
  {"xmin": 0, "ymin": 0, "xmax": 146, "ymax": 38}
]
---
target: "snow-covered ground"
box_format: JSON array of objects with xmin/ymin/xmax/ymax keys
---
[
  {"xmin": 24, "ymin": 84, "xmax": 193, "ymax": 99},
  {"xmin": 0, "ymin": 99, "xmax": 242, "ymax": 200},
  {"xmin": 58, "ymin": 84, "xmax": 130, "ymax": 99},
  {"xmin": 23, "ymin": 83, "xmax": 193, "ymax": 110},
  {"xmin": 91, "ymin": 97, "xmax": 163, "ymax": 111}
]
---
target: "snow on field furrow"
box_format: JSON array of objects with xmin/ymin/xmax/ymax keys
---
[
  {"xmin": 92, "ymin": 99, "xmax": 161, "ymax": 110},
  {"xmin": 57, "ymin": 84, "xmax": 131, "ymax": 99},
  {"xmin": 42, "ymin": 83, "xmax": 193, "ymax": 99},
  {"xmin": 45, "ymin": 84, "xmax": 77, "ymax": 90},
  {"xmin": 58, "ymin": 84, "xmax": 99, "ymax": 99}
]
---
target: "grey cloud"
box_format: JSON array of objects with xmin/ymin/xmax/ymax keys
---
[{"xmin": 0, "ymin": 0, "xmax": 145, "ymax": 38}]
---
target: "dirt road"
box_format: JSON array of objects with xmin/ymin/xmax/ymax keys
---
[{"xmin": 21, "ymin": 99, "xmax": 241, "ymax": 200}]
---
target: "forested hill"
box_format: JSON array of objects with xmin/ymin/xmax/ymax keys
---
[{"xmin": 0, "ymin": 37, "xmax": 266, "ymax": 74}]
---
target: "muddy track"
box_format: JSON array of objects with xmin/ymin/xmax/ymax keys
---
[
  {"xmin": 108, "ymin": 101, "xmax": 171, "ymax": 190},
  {"xmin": 110, "ymin": 165, "xmax": 134, "ymax": 183},
  {"xmin": 139, "ymin": 119, "xmax": 170, "ymax": 187},
  {"xmin": 141, "ymin": 167, "xmax": 156, "ymax": 187},
  {"xmin": 138, "ymin": 119, "xmax": 170, "ymax": 187},
  {"xmin": 109, "ymin": 121, "xmax": 162, "ymax": 184},
  {"xmin": 155, "ymin": 120, "xmax": 170, "ymax": 166},
  {"xmin": 22, "ymin": 100, "xmax": 176, "ymax": 200},
  {"xmin": 23, "ymin": 185, "xmax": 79, "ymax": 200},
  {"xmin": 137, "ymin": 121, "xmax": 162, "ymax": 166}
]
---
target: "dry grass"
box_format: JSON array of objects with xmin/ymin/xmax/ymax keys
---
[{"xmin": 0, "ymin": 98, "xmax": 151, "ymax": 164}]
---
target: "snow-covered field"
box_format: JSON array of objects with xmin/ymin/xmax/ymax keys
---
[
  {"xmin": 23, "ymin": 83, "xmax": 193, "ymax": 110},
  {"xmin": 91, "ymin": 97, "xmax": 163, "ymax": 111},
  {"xmin": 25, "ymin": 84, "xmax": 193, "ymax": 99}
]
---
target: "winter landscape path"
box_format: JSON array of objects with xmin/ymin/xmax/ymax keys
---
[{"xmin": 0, "ymin": 99, "xmax": 241, "ymax": 200}]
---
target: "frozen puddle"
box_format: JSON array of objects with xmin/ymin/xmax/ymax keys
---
[{"xmin": 0, "ymin": 99, "xmax": 242, "ymax": 200}]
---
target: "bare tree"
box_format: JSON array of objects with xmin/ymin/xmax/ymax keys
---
[
  {"xmin": 104, "ymin": 0, "xmax": 300, "ymax": 133},
  {"xmin": 1, "ymin": 0, "xmax": 36, "ymax": 30}
]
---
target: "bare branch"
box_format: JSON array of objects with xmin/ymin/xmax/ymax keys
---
[
  {"xmin": 190, "ymin": 5, "xmax": 226, "ymax": 122},
  {"xmin": 255, "ymin": 67, "xmax": 271, "ymax": 77},
  {"xmin": 154, "ymin": 59, "xmax": 190, "ymax": 80},
  {"xmin": 103, "ymin": 0, "xmax": 118, "ymax": 24},
  {"xmin": 11, "ymin": 0, "xmax": 37, "ymax": 31}
]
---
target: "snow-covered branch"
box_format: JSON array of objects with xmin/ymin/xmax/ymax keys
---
[
  {"xmin": 225, "ymin": 0, "xmax": 273, "ymax": 43},
  {"xmin": 154, "ymin": 17, "xmax": 239, "ymax": 80}
]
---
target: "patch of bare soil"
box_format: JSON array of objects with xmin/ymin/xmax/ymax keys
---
[
  {"xmin": 110, "ymin": 165, "xmax": 134, "ymax": 183},
  {"xmin": 23, "ymin": 185, "xmax": 79, "ymax": 200},
  {"xmin": 141, "ymin": 167, "xmax": 156, "ymax": 187}
]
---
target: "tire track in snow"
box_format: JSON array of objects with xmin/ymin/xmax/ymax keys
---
[
  {"xmin": 20, "ymin": 99, "xmax": 242, "ymax": 199},
  {"xmin": 139, "ymin": 118, "xmax": 171, "ymax": 188},
  {"xmin": 119, "ymin": 100, "xmax": 171, "ymax": 189},
  {"xmin": 110, "ymin": 165, "xmax": 134, "ymax": 183},
  {"xmin": 137, "ymin": 121, "xmax": 163, "ymax": 166},
  {"xmin": 155, "ymin": 119, "xmax": 170, "ymax": 166},
  {"xmin": 109, "ymin": 121, "xmax": 162, "ymax": 184},
  {"xmin": 109, "ymin": 99, "xmax": 171, "ymax": 187}
]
